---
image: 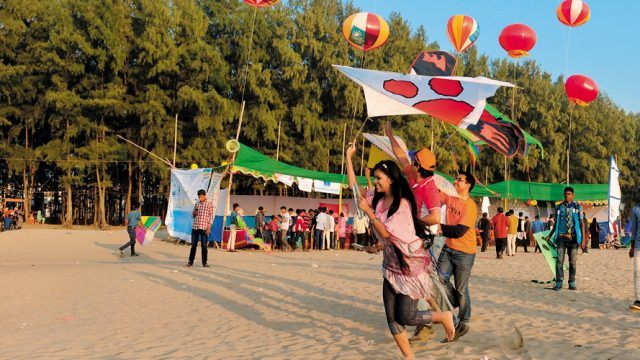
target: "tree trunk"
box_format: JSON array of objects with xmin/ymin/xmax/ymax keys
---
[
  {"xmin": 138, "ymin": 155, "xmax": 143, "ymax": 210},
  {"xmin": 96, "ymin": 167, "xmax": 106, "ymax": 228},
  {"xmin": 23, "ymin": 122, "xmax": 31, "ymax": 218},
  {"xmin": 64, "ymin": 173, "xmax": 72, "ymax": 228}
]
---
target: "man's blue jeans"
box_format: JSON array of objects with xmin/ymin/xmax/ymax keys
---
[
  {"xmin": 556, "ymin": 235, "xmax": 578, "ymax": 287},
  {"xmin": 315, "ymin": 229, "xmax": 324, "ymax": 250},
  {"xmin": 437, "ymin": 245, "xmax": 476, "ymax": 325}
]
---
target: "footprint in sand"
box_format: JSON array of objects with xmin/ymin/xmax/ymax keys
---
[{"xmin": 501, "ymin": 326, "xmax": 525, "ymax": 355}]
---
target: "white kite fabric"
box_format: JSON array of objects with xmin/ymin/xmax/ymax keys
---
[
  {"xmin": 334, "ymin": 65, "xmax": 513, "ymax": 128},
  {"xmin": 608, "ymin": 156, "xmax": 621, "ymax": 233},
  {"xmin": 363, "ymin": 133, "xmax": 458, "ymax": 198}
]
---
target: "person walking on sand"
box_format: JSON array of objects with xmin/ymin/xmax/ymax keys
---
[
  {"xmin": 532, "ymin": 215, "xmax": 546, "ymax": 253},
  {"xmin": 491, "ymin": 207, "xmax": 509, "ymax": 259},
  {"xmin": 628, "ymin": 195, "xmax": 640, "ymax": 311},
  {"xmin": 507, "ymin": 210, "xmax": 518, "ymax": 256},
  {"xmin": 346, "ymin": 143, "xmax": 454, "ymax": 359},
  {"xmin": 186, "ymin": 189, "xmax": 214, "ymax": 267},
  {"xmin": 115, "ymin": 201, "xmax": 143, "ymax": 257},
  {"xmin": 545, "ymin": 187, "xmax": 584, "ymax": 291}
]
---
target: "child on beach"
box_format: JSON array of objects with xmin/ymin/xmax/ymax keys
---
[{"xmin": 116, "ymin": 202, "xmax": 143, "ymax": 257}]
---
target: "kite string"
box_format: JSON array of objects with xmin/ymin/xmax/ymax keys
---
[{"xmin": 239, "ymin": 5, "xmax": 258, "ymax": 105}]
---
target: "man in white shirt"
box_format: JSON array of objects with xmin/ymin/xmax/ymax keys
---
[
  {"xmin": 354, "ymin": 214, "xmax": 369, "ymax": 248},
  {"xmin": 278, "ymin": 206, "xmax": 291, "ymax": 251},
  {"xmin": 328, "ymin": 210, "xmax": 336, "ymax": 249},
  {"xmin": 322, "ymin": 208, "xmax": 332, "ymax": 250},
  {"xmin": 314, "ymin": 207, "xmax": 326, "ymax": 250}
]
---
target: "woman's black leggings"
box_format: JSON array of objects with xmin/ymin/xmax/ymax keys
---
[{"xmin": 383, "ymin": 278, "xmax": 433, "ymax": 335}]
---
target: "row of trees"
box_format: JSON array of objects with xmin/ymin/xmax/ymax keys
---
[{"xmin": 1, "ymin": 0, "xmax": 638, "ymax": 226}]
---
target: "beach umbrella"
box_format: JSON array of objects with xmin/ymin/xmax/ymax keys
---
[{"xmin": 499, "ymin": 24, "xmax": 537, "ymax": 58}]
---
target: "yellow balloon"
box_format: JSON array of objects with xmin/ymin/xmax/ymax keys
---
[
  {"xmin": 531, "ymin": 200, "xmax": 537, "ymax": 206},
  {"xmin": 221, "ymin": 161, "xmax": 228, "ymax": 166},
  {"xmin": 190, "ymin": 164, "xmax": 198, "ymax": 169}
]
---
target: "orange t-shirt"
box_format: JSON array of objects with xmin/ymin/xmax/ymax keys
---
[{"xmin": 440, "ymin": 193, "xmax": 478, "ymax": 254}]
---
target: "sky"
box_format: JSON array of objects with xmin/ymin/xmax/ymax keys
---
[{"xmin": 351, "ymin": 0, "xmax": 640, "ymax": 113}]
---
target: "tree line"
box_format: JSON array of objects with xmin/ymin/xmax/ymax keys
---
[{"xmin": 1, "ymin": 0, "xmax": 638, "ymax": 226}]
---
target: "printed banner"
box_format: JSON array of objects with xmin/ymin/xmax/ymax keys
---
[
  {"xmin": 297, "ymin": 177, "xmax": 313, "ymax": 192},
  {"xmin": 165, "ymin": 168, "xmax": 223, "ymax": 242},
  {"xmin": 313, "ymin": 180, "xmax": 341, "ymax": 195}
]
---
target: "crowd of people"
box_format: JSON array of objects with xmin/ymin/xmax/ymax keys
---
[
  {"xmin": 248, "ymin": 206, "xmax": 373, "ymax": 252},
  {"xmin": 1, "ymin": 206, "xmax": 47, "ymax": 232}
]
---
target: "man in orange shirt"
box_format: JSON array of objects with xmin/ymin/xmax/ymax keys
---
[{"xmin": 437, "ymin": 170, "xmax": 477, "ymax": 340}]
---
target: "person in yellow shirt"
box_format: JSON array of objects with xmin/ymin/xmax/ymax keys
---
[{"xmin": 507, "ymin": 210, "xmax": 518, "ymax": 256}]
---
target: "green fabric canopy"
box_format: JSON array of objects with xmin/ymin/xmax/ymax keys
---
[
  {"xmin": 487, "ymin": 180, "xmax": 609, "ymax": 201},
  {"xmin": 232, "ymin": 143, "xmax": 607, "ymax": 200},
  {"xmin": 233, "ymin": 143, "xmax": 495, "ymax": 197},
  {"xmin": 234, "ymin": 143, "xmax": 360, "ymax": 185}
]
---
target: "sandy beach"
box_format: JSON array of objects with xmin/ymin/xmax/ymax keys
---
[{"xmin": 1, "ymin": 226, "xmax": 638, "ymax": 360}]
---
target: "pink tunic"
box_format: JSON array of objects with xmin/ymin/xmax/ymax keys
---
[
  {"xmin": 366, "ymin": 191, "xmax": 432, "ymax": 300},
  {"xmin": 337, "ymin": 217, "xmax": 347, "ymax": 237}
]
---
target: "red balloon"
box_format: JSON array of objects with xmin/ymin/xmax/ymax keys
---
[
  {"xmin": 565, "ymin": 75, "xmax": 599, "ymax": 106},
  {"xmin": 498, "ymin": 24, "xmax": 537, "ymax": 58}
]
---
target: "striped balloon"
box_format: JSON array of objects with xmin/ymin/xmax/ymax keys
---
[
  {"xmin": 447, "ymin": 15, "xmax": 480, "ymax": 53},
  {"xmin": 242, "ymin": 0, "xmax": 279, "ymax": 8},
  {"xmin": 556, "ymin": 0, "xmax": 590, "ymax": 27},
  {"xmin": 342, "ymin": 12, "xmax": 390, "ymax": 52}
]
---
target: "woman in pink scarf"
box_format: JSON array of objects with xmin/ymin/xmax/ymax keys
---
[{"xmin": 345, "ymin": 143, "xmax": 454, "ymax": 359}]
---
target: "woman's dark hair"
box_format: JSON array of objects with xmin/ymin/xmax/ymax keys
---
[{"xmin": 370, "ymin": 160, "xmax": 431, "ymax": 272}]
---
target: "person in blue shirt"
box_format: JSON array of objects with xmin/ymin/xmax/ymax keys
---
[
  {"xmin": 531, "ymin": 215, "xmax": 546, "ymax": 253},
  {"xmin": 629, "ymin": 194, "xmax": 640, "ymax": 311},
  {"xmin": 545, "ymin": 187, "xmax": 585, "ymax": 291},
  {"xmin": 116, "ymin": 201, "xmax": 143, "ymax": 257}
]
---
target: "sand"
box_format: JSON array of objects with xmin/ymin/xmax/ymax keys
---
[{"xmin": 1, "ymin": 225, "xmax": 639, "ymax": 359}]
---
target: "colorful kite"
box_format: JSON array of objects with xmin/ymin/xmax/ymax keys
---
[
  {"xmin": 409, "ymin": 51, "xmax": 458, "ymax": 77},
  {"xmin": 335, "ymin": 65, "xmax": 526, "ymax": 157},
  {"xmin": 135, "ymin": 216, "xmax": 161, "ymax": 246}
]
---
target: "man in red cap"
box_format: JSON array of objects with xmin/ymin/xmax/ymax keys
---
[{"xmin": 385, "ymin": 123, "xmax": 440, "ymax": 227}]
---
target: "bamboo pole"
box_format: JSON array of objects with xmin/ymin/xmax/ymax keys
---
[
  {"xmin": 173, "ymin": 114, "xmax": 178, "ymax": 167},
  {"xmin": 338, "ymin": 123, "xmax": 347, "ymax": 217},
  {"xmin": 221, "ymin": 101, "xmax": 245, "ymax": 249},
  {"xmin": 276, "ymin": 118, "xmax": 282, "ymax": 161}
]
